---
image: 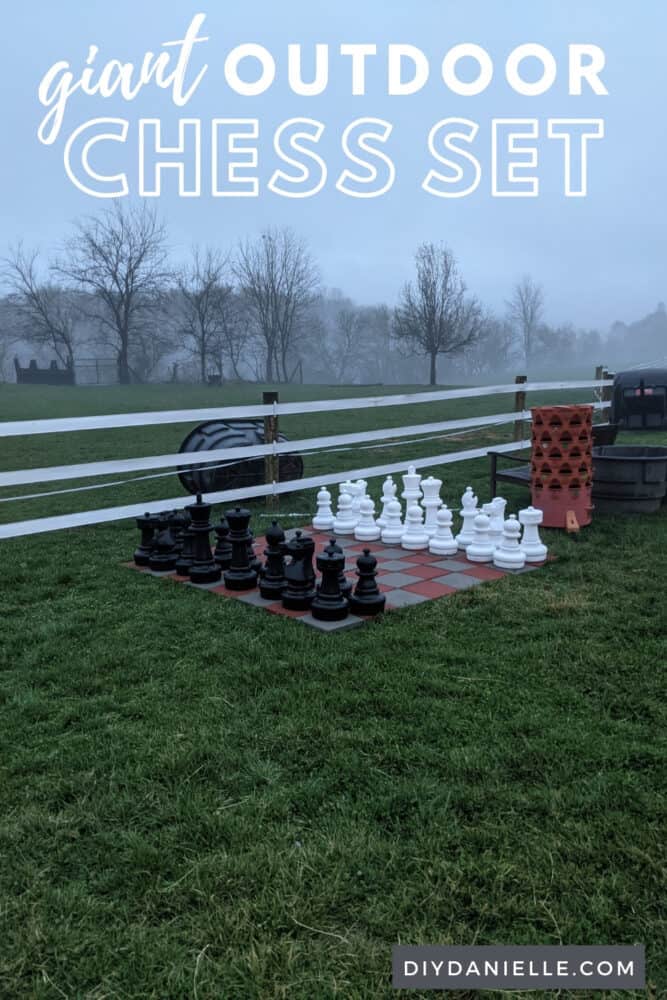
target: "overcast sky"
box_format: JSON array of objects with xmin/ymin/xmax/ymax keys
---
[{"xmin": 2, "ymin": 0, "xmax": 665, "ymax": 331}]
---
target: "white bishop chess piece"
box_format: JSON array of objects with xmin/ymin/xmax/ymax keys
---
[
  {"xmin": 312, "ymin": 485, "xmax": 335, "ymax": 531},
  {"xmin": 493, "ymin": 515, "xmax": 526, "ymax": 570},
  {"xmin": 455, "ymin": 486, "xmax": 478, "ymax": 550},
  {"xmin": 377, "ymin": 476, "xmax": 397, "ymax": 529},
  {"xmin": 420, "ymin": 476, "xmax": 442, "ymax": 537},
  {"xmin": 333, "ymin": 492, "xmax": 357, "ymax": 535},
  {"xmin": 466, "ymin": 513, "xmax": 496, "ymax": 562},
  {"xmin": 429, "ymin": 505, "xmax": 458, "ymax": 556},
  {"xmin": 355, "ymin": 497, "xmax": 381, "ymax": 542},
  {"xmin": 381, "ymin": 499, "xmax": 403, "ymax": 544},
  {"xmin": 401, "ymin": 503, "xmax": 430, "ymax": 550},
  {"xmin": 519, "ymin": 506, "xmax": 548, "ymax": 562},
  {"xmin": 401, "ymin": 465, "xmax": 422, "ymax": 506}
]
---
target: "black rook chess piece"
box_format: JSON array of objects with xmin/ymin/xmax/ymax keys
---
[
  {"xmin": 187, "ymin": 493, "xmax": 222, "ymax": 585},
  {"xmin": 327, "ymin": 538, "xmax": 353, "ymax": 597},
  {"xmin": 349, "ymin": 549, "xmax": 386, "ymax": 616},
  {"xmin": 213, "ymin": 517, "xmax": 233, "ymax": 570},
  {"xmin": 311, "ymin": 543, "xmax": 349, "ymax": 621},
  {"xmin": 148, "ymin": 527, "xmax": 179, "ymax": 573},
  {"xmin": 282, "ymin": 530, "xmax": 316, "ymax": 611},
  {"xmin": 134, "ymin": 512, "xmax": 155, "ymax": 566},
  {"xmin": 259, "ymin": 520, "xmax": 287, "ymax": 600},
  {"xmin": 223, "ymin": 507, "xmax": 258, "ymax": 591}
]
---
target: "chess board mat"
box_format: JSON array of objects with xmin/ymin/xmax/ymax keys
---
[{"xmin": 125, "ymin": 527, "xmax": 547, "ymax": 632}]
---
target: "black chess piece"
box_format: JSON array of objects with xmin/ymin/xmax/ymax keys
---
[
  {"xmin": 148, "ymin": 527, "xmax": 179, "ymax": 573},
  {"xmin": 134, "ymin": 511, "xmax": 155, "ymax": 566},
  {"xmin": 282, "ymin": 530, "xmax": 316, "ymax": 610},
  {"xmin": 213, "ymin": 517, "xmax": 233, "ymax": 570},
  {"xmin": 327, "ymin": 538, "xmax": 353, "ymax": 597},
  {"xmin": 187, "ymin": 493, "xmax": 221, "ymax": 585},
  {"xmin": 223, "ymin": 507, "xmax": 258, "ymax": 591},
  {"xmin": 311, "ymin": 544, "xmax": 349, "ymax": 621},
  {"xmin": 167, "ymin": 509, "xmax": 189, "ymax": 553},
  {"xmin": 349, "ymin": 548, "xmax": 386, "ymax": 616},
  {"xmin": 259, "ymin": 520, "xmax": 287, "ymax": 600},
  {"xmin": 247, "ymin": 531, "xmax": 263, "ymax": 575},
  {"xmin": 175, "ymin": 524, "xmax": 196, "ymax": 576}
]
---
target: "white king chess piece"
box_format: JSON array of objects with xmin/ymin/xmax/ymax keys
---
[
  {"xmin": 519, "ymin": 506, "xmax": 548, "ymax": 562},
  {"xmin": 455, "ymin": 486, "xmax": 478, "ymax": 550},
  {"xmin": 381, "ymin": 499, "xmax": 403, "ymax": 544},
  {"xmin": 401, "ymin": 465, "xmax": 422, "ymax": 506},
  {"xmin": 494, "ymin": 515, "xmax": 526, "ymax": 570},
  {"xmin": 420, "ymin": 476, "xmax": 442, "ymax": 537},
  {"xmin": 401, "ymin": 503, "xmax": 430, "ymax": 550},
  {"xmin": 377, "ymin": 476, "xmax": 397, "ymax": 529},
  {"xmin": 355, "ymin": 497, "xmax": 381, "ymax": 542},
  {"xmin": 312, "ymin": 485, "xmax": 335, "ymax": 531},
  {"xmin": 429, "ymin": 505, "xmax": 458, "ymax": 556},
  {"xmin": 333, "ymin": 491, "xmax": 357, "ymax": 535},
  {"xmin": 466, "ymin": 513, "xmax": 496, "ymax": 562}
]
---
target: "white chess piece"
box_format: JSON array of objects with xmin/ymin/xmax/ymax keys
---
[
  {"xmin": 420, "ymin": 475, "xmax": 443, "ymax": 537},
  {"xmin": 347, "ymin": 481, "xmax": 364, "ymax": 524},
  {"xmin": 429, "ymin": 505, "xmax": 458, "ymax": 556},
  {"xmin": 355, "ymin": 497, "xmax": 381, "ymax": 541},
  {"xmin": 455, "ymin": 486, "xmax": 478, "ymax": 550},
  {"xmin": 494, "ymin": 515, "xmax": 526, "ymax": 570},
  {"xmin": 401, "ymin": 503, "xmax": 430, "ymax": 550},
  {"xmin": 519, "ymin": 506, "xmax": 548, "ymax": 562},
  {"xmin": 401, "ymin": 465, "xmax": 422, "ymax": 506},
  {"xmin": 381, "ymin": 499, "xmax": 403, "ymax": 544},
  {"xmin": 486, "ymin": 500, "xmax": 505, "ymax": 548},
  {"xmin": 333, "ymin": 492, "xmax": 357, "ymax": 535},
  {"xmin": 466, "ymin": 513, "xmax": 496, "ymax": 562},
  {"xmin": 377, "ymin": 476, "xmax": 397, "ymax": 529},
  {"xmin": 312, "ymin": 485, "xmax": 335, "ymax": 531}
]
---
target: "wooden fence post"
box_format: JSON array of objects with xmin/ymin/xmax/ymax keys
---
[
  {"xmin": 263, "ymin": 390, "xmax": 279, "ymax": 510},
  {"xmin": 601, "ymin": 367, "xmax": 614, "ymax": 421},
  {"xmin": 513, "ymin": 374, "xmax": 528, "ymax": 441}
]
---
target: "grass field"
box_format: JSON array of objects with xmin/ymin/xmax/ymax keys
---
[{"xmin": 0, "ymin": 382, "xmax": 665, "ymax": 999}]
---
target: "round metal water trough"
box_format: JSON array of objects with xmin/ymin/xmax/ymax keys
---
[{"xmin": 592, "ymin": 445, "xmax": 667, "ymax": 514}]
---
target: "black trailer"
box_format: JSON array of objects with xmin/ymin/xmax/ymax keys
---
[{"xmin": 610, "ymin": 368, "xmax": 667, "ymax": 430}]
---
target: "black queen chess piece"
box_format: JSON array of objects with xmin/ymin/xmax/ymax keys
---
[
  {"xmin": 223, "ymin": 507, "xmax": 258, "ymax": 591},
  {"xmin": 259, "ymin": 520, "xmax": 287, "ymax": 600},
  {"xmin": 213, "ymin": 516, "xmax": 233, "ymax": 570},
  {"xmin": 187, "ymin": 493, "xmax": 222, "ymax": 585},
  {"xmin": 349, "ymin": 549, "xmax": 386, "ymax": 616},
  {"xmin": 311, "ymin": 543, "xmax": 349, "ymax": 622},
  {"xmin": 134, "ymin": 511, "xmax": 156, "ymax": 566},
  {"xmin": 282, "ymin": 530, "xmax": 316, "ymax": 611}
]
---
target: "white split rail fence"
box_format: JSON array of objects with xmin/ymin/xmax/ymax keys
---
[{"xmin": 0, "ymin": 379, "xmax": 612, "ymax": 540}]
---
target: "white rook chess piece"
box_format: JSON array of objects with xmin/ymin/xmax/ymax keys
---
[
  {"xmin": 494, "ymin": 515, "xmax": 526, "ymax": 570},
  {"xmin": 401, "ymin": 503, "xmax": 430, "ymax": 550},
  {"xmin": 377, "ymin": 476, "xmax": 397, "ymax": 529},
  {"xmin": 381, "ymin": 499, "xmax": 403, "ymax": 544},
  {"xmin": 466, "ymin": 513, "xmax": 495, "ymax": 562},
  {"xmin": 333, "ymin": 492, "xmax": 357, "ymax": 534},
  {"xmin": 402, "ymin": 465, "xmax": 422, "ymax": 506},
  {"xmin": 429, "ymin": 505, "xmax": 458, "ymax": 556},
  {"xmin": 519, "ymin": 506, "xmax": 548, "ymax": 562},
  {"xmin": 312, "ymin": 486, "xmax": 335, "ymax": 531},
  {"xmin": 355, "ymin": 497, "xmax": 381, "ymax": 541},
  {"xmin": 420, "ymin": 475, "xmax": 442, "ymax": 537},
  {"xmin": 456, "ymin": 486, "xmax": 478, "ymax": 550}
]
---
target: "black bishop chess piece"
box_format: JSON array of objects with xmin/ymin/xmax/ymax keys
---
[
  {"xmin": 327, "ymin": 538, "xmax": 352, "ymax": 597},
  {"xmin": 259, "ymin": 520, "xmax": 287, "ymax": 600},
  {"xmin": 282, "ymin": 530, "xmax": 316, "ymax": 611},
  {"xmin": 349, "ymin": 548, "xmax": 386, "ymax": 616},
  {"xmin": 213, "ymin": 517, "xmax": 233, "ymax": 570},
  {"xmin": 187, "ymin": 493, "xmax": 222, "ymax": 585},
  {"xmin": 223, "ymin": 507, "xmax": 258, "ymax": 591},
  {"xmin": 134, "ymin": 511, "xmax": 156, "ymax": 566},
  {"xmin": 311, "ymin": 542, "xmax": 349, "ymax": 622},
  {"xmin": 149, "ymin": 526, "xmax": 179, "ymax": 573}
]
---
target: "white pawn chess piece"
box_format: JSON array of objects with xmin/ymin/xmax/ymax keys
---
[
  {"xmin": 429, "ymin": 505, "xmax": 458, "ymax": 556},
  {"xmin": 333, "ymin": 492, "xmax": 357, "ymax": 535},
  {"xmin": 401, "ymin": 465, "xmax": 422, "ymax": 506},
  {"xmin": 455, "ymin": 486, "xmax": 478, "ymax": 550},
  {"xmin": 401, "ymin": 503, "xmax": 430, "ymax": 550},
  {"xmin": 377, "ymin": 476, "xmax": 397, "ymax": 529},
  {"xmin": 466, "ymin": 513, "xmax": 496, "ymax": 562},
  {"xmin": 420, "ymin": 475, "xmax": 443, "ymax": 537},
  {"xmin": 355, "ymin": 497, "xmax": 381, "ymax": 541},
  {"xmin": 312, "ymin": 485, "xmax": 335, "ymax": 531},
  {"xmin": 519, "ymin": 506, "xmax": 548, "ymax": 562},
  {"xmin": 494, "ymin": 515, "xmax": 526, "ymax": 570},
  {"xmin": 381, "ymin": 499, "xmax": 403, "ymax": 544}
]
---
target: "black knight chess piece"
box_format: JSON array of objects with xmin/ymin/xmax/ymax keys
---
[
  {"xmin": 167, "ymin": 509, "xmax": 190, "ymax": 553},
  {"xmin": 349, "ymin": 549, "xmax": 386, "ymax": 616},
  {"xmin": 259, "ymin": 520, "xmax": 287, "ymax": 600},
  {"xmin": 223, "ymin": 507, "xmax": 258, "ymax": 591},
  {"xmin": 148, "ymin": 527, "xmax": 179, "ymax": 573},
  {"xmin": 187, "ymin": 493, "xmax": 222, "ymax": 585},
  {"xmin": 327, "ymin": 538, "xmax": 353, "ymax": 597},
  {"xmin": 175, "ymin": 523, "xmax": 196, "ymax": 576},
  {"xmin": 282, "ymin": 530, "xmax": 316, "ymax": 611},
  {"xmin": 134, "ymin": 511, "xmax": 156, "ymax": 566},
  {"xmin": 311, "ymin": 543, "xmax": 349, "ymax": 622},
  {"xmin": 213, "ymin": 517, "xmax": 233, "ymax": 570}
]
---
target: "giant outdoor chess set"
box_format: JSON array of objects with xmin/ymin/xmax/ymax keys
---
[{"xmin": 126, "ymin": 468, "xmax": 550, "ymax": 632}]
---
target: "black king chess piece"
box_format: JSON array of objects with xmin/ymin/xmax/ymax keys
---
[
  {"xmin": 282, "ymin": 530, "xmax": 316, "ymax": 610},
  {"xmin": 259, "ymin": 520, "xmax": 287, "ymax": 600},
  {"xmin": 134, "ymin": 512, "xmax": 156, "ymax": 566},
  {"xmin": 311, "ymin": 542, "xmax": 349, "ymax": 621},
  {"xmin": 223, "ymin": 507, "xmax": 258, "ymax": 591},
  {"xmin": 349, "ymin": 548, "xmax": 386, "ymax": 616},
  {"xmin": 213, "ymin": 517, "xmax": 233, "ymax": 570},
  {"xmin": 187, "ymin": 493, "xmax": 222, "ymax": 585}
]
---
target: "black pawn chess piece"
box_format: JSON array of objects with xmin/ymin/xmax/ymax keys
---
[
  {"xmin": 349, "ymin": 549, "xmax": 386, "ymax": 616},
  {"xmin": 259, "ymin": 520, "xmax": 287, "ymax": 600},
  {"xmin": 134, "ymin": 512, "xmax": 155, "ymax": 566},
  {"xmin": 223, "ymin": 507, "xmax": 258, "ymax": 591},
  {"xmin": 247, "ymin": 532, "xmax": 263, "ymax": 575},
  {"xmin": 187, "ymin": 493, "xmax": 221, "ymax": 585},
  {"xmin": 213, "ymin": 517, "xmax": 233, "ymax": 570},
  {"xmin": 282, "ymin": 530, "xmax": 316, "ymax": 611},
  {"xmin": 175, "ymin": 524, "xmax": 196, "ymax": 576},
  {"xmin": 311, "ymin": 544, "xmax": 349, "ymax": 622},
  {"xmin": 327, "ymin": 538, "xmax": 353, "ymax": 597},
  {"xmin": 148, "ymin": 527, "xmax": 179, "ymax": 573}
]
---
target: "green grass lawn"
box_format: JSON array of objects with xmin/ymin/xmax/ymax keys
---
[{"xmin": 0, "ymin": 382, "xmax": 665, "ymax": 999}]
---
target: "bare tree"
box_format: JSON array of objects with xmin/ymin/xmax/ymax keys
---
[
  {"xmin": 55, "ymin": 204, "xmax": 170, "ymax": 383},
  {"xmin": 176, "ymin": 247, "xmax": 236, "ymax": 383},
  {"xmin": 506, "ymin": 275, "xmax": 544, "ymax": 368},
  {"xmin": 209, "ymin": 290, "xmax": 255, "ymax": 382},
  {"xmin": 393, "ymin": 243, "xmax": 482, "ymax": 385},
  {"xmin": 233, "ymin": 227, "xmax": 320, "ymax": 382},
  {"xmin": 331, "ymin": 306, "xmax": 366, "ymax": 383}
]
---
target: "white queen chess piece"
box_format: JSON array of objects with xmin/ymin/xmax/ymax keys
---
[
  {"xmin": 466, "ymin": 513, "xmax": 496, "ymax": 562},
  {"xmin": 355, "ymin": 497, "xmax": 381, "ymax": 542},
  {"xmin": 455, "ymin": 486, "xmax": 478, "ymax": 550},
  {"xmin": 493, "ymin": 515, "xmax": 526, "ymax": 570},
  {"xmin": 377, "ymin": 476, "xmax": 397, "ymax": 529},
  {"xmin": 401, "ymin": 465, "xmax": 422, "ymax": 506},
  {"xmin": 519, "ymin": 506, "xmax": 548, "ymax": 562},
  {"xmin": 333, "ymin": 491, "xmax": 357, "ymax": 535},
  {"xmin": 381, "ymin": 499, "xmax": 403, "ymax": 544},
  {"xmin": 420, "ymin": 476, "xmax": 443, "ymax": 537},
  {"xmin": 312, "ymin": 486, "xmax": 335, "ymax": 531},
  {"xmin": 429, "ymin": 505, "xmax": 458, "ymax": 556},
  {"xmin": 401, "ymin": 503, "xmax": 430, "ymax": 550}
]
